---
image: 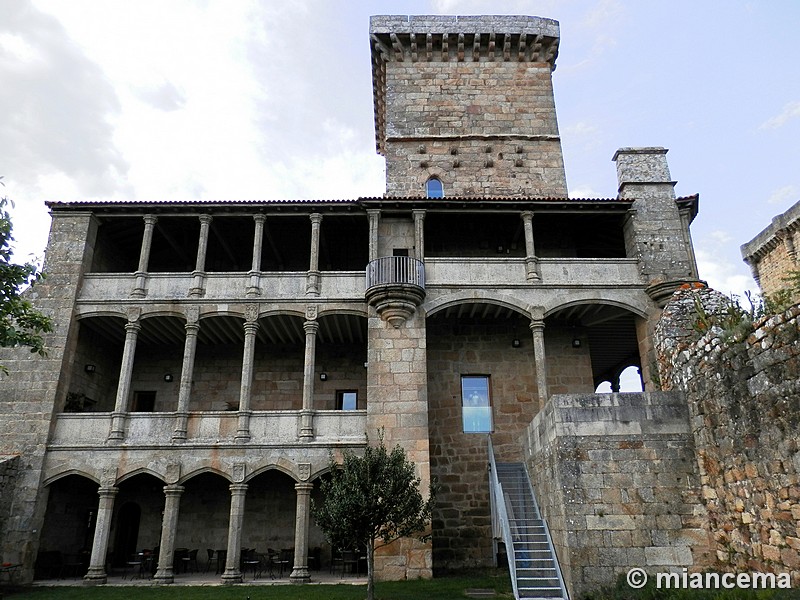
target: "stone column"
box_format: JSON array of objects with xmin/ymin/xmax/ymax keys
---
[
  {"xmin": 172, "ymin": 308, "xmax": 200, "ymax": 442},
  {"xmin": 412, "ymin": 209, "xmax": 426, "ymax": 261},
  {"xmin": 154, "ymin": 484, "xmax": 185, "ymax": 583},
  {"xmin": 529, "ymin": 309, "xmax": 548, "ymax": 410},
  {"xmin": 108, "ymin": 312, "xmax": 141, "ymax": 443},
  {"xmin": 221, "ymin": 483, "xmax": 248, "ymax": 584},
  {"xmin": 189, "ymin": 214, "xmax": 213, "ymax": 297},
  {"xmin": 521, "ymin": 211, "xmax": 541, "ymax": 281},
  {"xmin": 367, "ymin": 209, "xmax": 380, "ymax": 261},
  {"xmin": 247, "ymin": 214, "xmax": 266, "ymax": 296},
  {"xmin": 289, "ymin": 482, "xmax": 314, "ymax": 583},
  {"xmin": 235, "ymin": 313, "xmax": 259, "ymax": 443},
  {"xmin": 131, "ymin": 215, "xmax": 157, "ymax": 298},
  {"xmin": 84, "ymin": 486, "xmax": 118, "ymax": 584},
  {"xmin": 306, "ymin": 213, "xmax": 323, "ymax": 295},
  {"xmin": 299, "ymin": 319, "xmax": 319, "ymax": 440}
]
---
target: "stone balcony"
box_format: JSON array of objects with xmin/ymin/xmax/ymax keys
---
[
  {"xmin": 365, "ymin": 256, "xmax": 426, "ymax": 327},
  {"xmin": 48, "ymin": 410, "xmax": 367, "ymax": 447}
]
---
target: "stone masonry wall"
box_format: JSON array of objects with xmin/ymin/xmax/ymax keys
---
[
  {"xmin": 0, "ymin": 213, "xmax": 97, "ymax": 581},
  {"xmin": 655, "ymin": 286, "xmax": 800, "ymax": 586},
  {"xmin": 426, "ymin": 317, "xmax": 594, "ymax": 571},
  {"xmin": 366, "ymin": 309, "xmax": 432, "ymax": 580},
  {"xmin": 525, "ymin": 392, "xmax": 713, "ymax": 598},
  {"xmin": 0, "ymin": 454, "xmax": 21, "ymax": 559},
  {"xmin": 383, "ymin": 60, "xmax": 567, "ymax": 198}
]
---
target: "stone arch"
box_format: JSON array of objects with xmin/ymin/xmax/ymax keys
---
[
  {"xmin": 116, "ymin": 466, "xmax": 167, "ymax": 485},
  {"xmin": 138, "ymin": 308, "xmax": 186, "ymax": 321},
  {"xmin": 317, "ymin": 306, "xmax": 369, "ymax": 320},
  {"xmin": 42, "ymin": 468, "xmax": 100, "ymax": 487},
  {"xmin": 178, "ymin": 466, "xmax": 232, "ymax": 485},
  {"xmin": 544, "ymin": 293, "xmax": 650, "ymax": 320},
  {"xmin": 75, "ymin": 308, "xmax": 127, "ymax": 321},
  {"xmin": 423, "ymin": 290, "xmax": 531, "ymax": 319},
  {"xmin": 246, "ymin": 461, "xmax": 300, "ymax": 484}
]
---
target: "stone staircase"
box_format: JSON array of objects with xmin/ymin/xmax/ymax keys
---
[{"xmin": 495, "ymin": 463, "xmax": 568, "ymax": 600}]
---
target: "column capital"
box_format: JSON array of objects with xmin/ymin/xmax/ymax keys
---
[
  {"xmin": 520, "ymin": 210, "xmax": 534, "ymax": 221},
  {"xmin": 229, "ymin": 483, "xmax": 249, "ymax": 495},
  {"xmin": 309, "ymin": 213, "xmax": 323, "ymax": 225},
  {"xmin": 294, "ymin": 482, "xmax": 314, "ymax": 493},
  {"xmin": 253, "ymin": 213, "xmax": 267, "ymax": 224},
  {"xmin": 98, "ymin": 486, "xmax": 119, "ymax": 498},
  {"xmin": 529, "ymin": 319, "xmax": 545, "ymax": 333},
  {"xmin": 412, "ymin": 208, "xmax": 427, "ymax": 219},
  {"xmin": 303, "ymin": 320, "xmax": 320, "ymax": 335},
  {"xmin": 163, "ymin": 484, "xmax": 185, "ymax": 497},
  {"xmin": 124, "ymin": 321, "xmax": 142, "ymax": 335},
  {"xmin": 243, "ymin": 320, "xmax": 260, "ymax": 335},
  {"xmin": 199, "ymin": 214, "xmax": 213, "ymax": 225},
  {"xmin": 184, "ymin": 322, "xmax": 200, "ymax": 336},
  {"xmin": 143, "ymin": 214, "xmax": 158, "ymax": 226}
]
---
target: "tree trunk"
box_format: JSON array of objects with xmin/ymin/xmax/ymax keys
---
[{"xmin": 366, "ymin": 541, "xmax": 375, "ymax": 600}]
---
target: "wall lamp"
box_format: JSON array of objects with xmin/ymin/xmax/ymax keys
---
[
  {"xmin": 164, "ymin": 374, "xmax": 174, "ymax": 383},
  {"xmin": 84, "ymin": 364, "xmax": 96, "ymax": 374},
  {"xmin": 319, "ymin": 372, "xmax": 328, "ymax": 381},
  {"xmin": 512, "ymin": 338, "xmax": 521, "ymax": 348},
  {"xmin": 572, "ymin": 338, "xmax": 582, "ymax": 348}
]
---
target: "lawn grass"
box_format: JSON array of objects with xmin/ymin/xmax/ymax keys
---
[{"xmin": 2, "ymin": 570, "xmax": 514, "ymax": 600}]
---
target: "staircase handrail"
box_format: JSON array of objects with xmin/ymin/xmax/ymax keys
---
[
  {"xmin": 487, "ymin": 436, "xmax": 519, "ymax": 600},
  {"xmin": 523, "ymin": 463, "xmax": 570, "ymax": 600}
]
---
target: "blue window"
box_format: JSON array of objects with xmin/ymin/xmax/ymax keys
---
[
  {"xmin": 336, "ymin": 390, "xmax": 358, "ymax": 411},
  {"xmin": 461, "ymin": 376, "xmax": 492, "ymax": 433},
  {"xmin": 426, "ymin": 177, "xmax": 444, "ymax": 198}
]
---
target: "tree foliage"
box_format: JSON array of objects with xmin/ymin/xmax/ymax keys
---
[
  {"xmin": 0, "ymin": 180, "xmax": 53, "ymax": 374},
  {"xmin": 312, "ymin": 431, "xmax": 435, "ymax": 600}
]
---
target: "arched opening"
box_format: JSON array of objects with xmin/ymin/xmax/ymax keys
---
[
  {"xmin": 111, "ymin": 473, "xmax": 165, "ymax": 570},
  {"xmin": 36, "ymin": 474, "xmax": 99, "ymax": 580},
  {"xmin": 425, "ymin": 177, "xmax": 444, "ymax": 198},
  {"xmin": 425, "ymin": 301, "xmax": 535, "ymax": 572},
  {"xmin": 546, "ymin": 303, "xmax": 643, "ymax": 393},
  {"xmin": 241, "ymin": 469, "xmax": 297, "ymax": 576},
  {"xmin": 174, "ymin": 472, "xmax": 231, "ymax": 574}
]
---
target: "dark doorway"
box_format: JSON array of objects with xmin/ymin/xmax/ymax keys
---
[{"xmin": 113, "ymin": 502, "xmax": 141, "ymax": 567}]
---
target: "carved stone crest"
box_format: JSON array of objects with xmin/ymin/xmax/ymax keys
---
[{"xmin": 298, "ymin": 463, "xmax": 311, "ymax": 481}]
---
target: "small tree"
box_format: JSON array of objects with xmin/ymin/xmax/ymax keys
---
[
  {"xmin": 312, "ymin": 431, "xmax": 435, "ymax": 600},
  {"xmin": 0, "ymin": 179, "xmax": 53, "ymax": 374}
]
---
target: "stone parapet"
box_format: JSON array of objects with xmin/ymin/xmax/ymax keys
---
[{"xmin": 525, "ymin": 391, "xmax": 712, "ymax": 597}]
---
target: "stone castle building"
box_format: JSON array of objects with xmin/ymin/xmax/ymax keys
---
[
  {"xmin": 742, "ymin": 199, "xmax": 800, "ymax": 302},
  {"xmin": 0, "ymin": 15, "xmax": 720, "ymax": 596}
]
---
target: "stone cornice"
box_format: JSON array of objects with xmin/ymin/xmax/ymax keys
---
[
  {"xmin": 370, "ymin": 15, "xmax": 560, "ymax": 156},
  {"xmin": 741, "ymin": 199, "xmax": 800, "ymax": 261}
]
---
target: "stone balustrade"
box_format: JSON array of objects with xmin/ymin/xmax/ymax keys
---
[{"xmin": 49, "ymin": 410, "xmax": 367, "ymax": 447}]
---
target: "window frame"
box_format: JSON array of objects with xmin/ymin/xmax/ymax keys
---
[
  {"xmin": 425, "ymin": 177, "xmax": 444, "ymax": 198},
  {"xmin": 460, "ymin": 375, "xmax": 493, "ymax": 433},
  {"xmin": 335, "ymin": 390, "xmax": 359, "ymax": 411}
]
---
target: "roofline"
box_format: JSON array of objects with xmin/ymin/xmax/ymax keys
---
[
  {"xmin": 46, "ymin": 194, "xmax": 699, "ymax": 215},
  {"xmin": 741, "ymin": 198, "xmax": 800, "ymax": 261}
]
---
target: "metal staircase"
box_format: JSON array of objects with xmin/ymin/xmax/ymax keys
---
[{"xmin": 488, "ymin": 440, "xmax": 568, "ymax": 600}]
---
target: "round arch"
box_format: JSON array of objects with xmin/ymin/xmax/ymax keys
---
[
  {"xmin": 544, "ymin": 294, "xmax": 650, "ymax": 320},
  {"xmin": 423, "ymin": 291, "xmax": 531, "ymax": 319},
  {"xmin": 75, "ymin": 309, "xmax": 127, "ymax": 321}
]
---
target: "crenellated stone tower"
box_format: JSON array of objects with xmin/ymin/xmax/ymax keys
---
[{"xmin": 370, "ymin": 15, "xmax": 567, "ymax": 198}]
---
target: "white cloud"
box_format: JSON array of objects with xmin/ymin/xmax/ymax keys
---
[
  {"xmin": 695, "ymin": 246, "xmax": 757, "ymax": 300},
  {"xmin": 766, "ymin": 184, "xmax": 798, "ymax": 206},
  {"xmin": 759, "ymin": 100, "xmax": 800, "ymax": 130},
  {"xmin": 568, "ymin": 185, "xmax": 600, "ymax": 198}
]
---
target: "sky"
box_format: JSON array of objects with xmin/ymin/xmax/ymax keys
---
[{"xmin": 2, "ymin": 0, "xmax": 799, "ymax": 301}]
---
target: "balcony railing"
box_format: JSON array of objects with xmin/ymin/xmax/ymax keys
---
[
  {"xmin": 366, "ymin": 256, "xmax": 425, "ymax": 290},
  {"xmin": 365, "ymin": 257, "xmax": 426, "ymax": 327}
]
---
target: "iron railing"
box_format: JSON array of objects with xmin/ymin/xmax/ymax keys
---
[
  {"xmin": 365, "ymin": 256, "xmax": 425, "ymax": 289},
  {"xmin": 488, "ymin": 436, "xmax": 520, "ymax": 600}
]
